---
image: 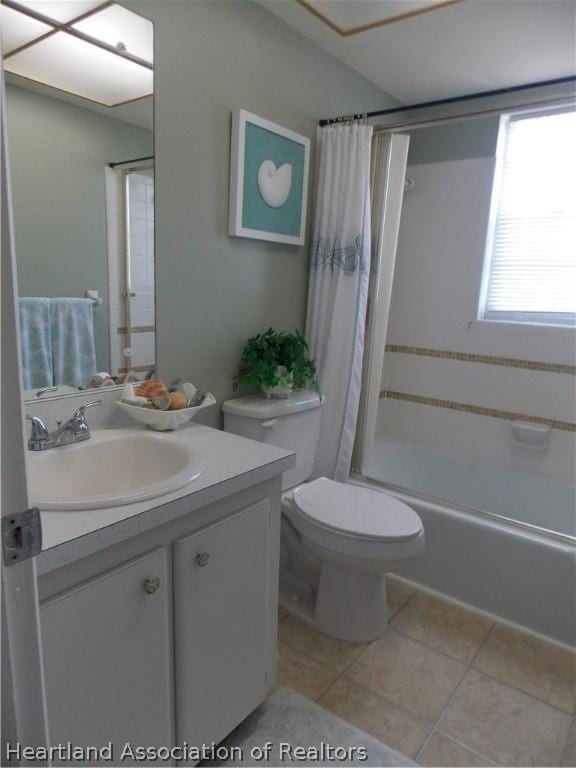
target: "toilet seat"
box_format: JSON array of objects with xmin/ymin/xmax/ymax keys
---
[{"xmin": 293, "ymin": 477, "xmax": 423, "ymax": 542}]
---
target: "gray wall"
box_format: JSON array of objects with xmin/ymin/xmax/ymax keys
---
[
  {"xmin": 130, "ymin": 0, "xmax": 396, "ymax": 427},
  {"xmin": 406, "ymin": 116, "xmax": 500, "ymax": 165},
  {"xmin": 7, "ymin": 84, "xmax": 153, "ymax": 370}
]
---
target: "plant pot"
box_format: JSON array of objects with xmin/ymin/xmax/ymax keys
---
[{"xmin": 262, "ymin": 366, "xmax": 293, "ymax": 399}]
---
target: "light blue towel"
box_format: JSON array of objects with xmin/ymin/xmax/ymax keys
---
[
  {"xmin": 49, "ymin": 298, "xmax": 97, "ymax": 388},
  {"xmin": 19, "ymin": 297, "xmax": 53, "ymax": 390}
]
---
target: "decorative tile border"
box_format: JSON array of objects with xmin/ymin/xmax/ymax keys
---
[
  {"xmin": 385, "ymin": 345, "xmax": 576, "ymax": 375},
  {"xmin": 380, "ymin": 389, "xmax": 576, "ymax": 432},
  {"xmin": 117, "ymin": 325, "xmax": 155, "ymax": 335}
]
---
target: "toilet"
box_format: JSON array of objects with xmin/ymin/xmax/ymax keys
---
[{"xmin": 222, "ymin": 390, "xmax": 424, "ymax": 642}]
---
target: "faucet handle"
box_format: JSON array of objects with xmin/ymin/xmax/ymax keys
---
[
  {"xmin": 26, "ymin": 413, "xmax": 49, "ymax": 436},
  {"xmin": 56, "ymin": 400, "xmax": 102, "ymax": 444},
  {"xmin": 72, "ymin": 400, "xmax": 102, "ymax": 421},
  {"xmin": 26, "ymin": 414, "xmax": 50, "ymax": 450},
  {"xmin": 35, "ymin": 386, "xmax": 58, "ymax": 398}
]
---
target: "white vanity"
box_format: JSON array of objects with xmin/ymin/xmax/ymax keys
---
[{"xmin": 35, "ymin": 422, "xmax": 295, "ymax": 764}]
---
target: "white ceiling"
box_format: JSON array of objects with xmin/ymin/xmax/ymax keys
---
[{"xmin": 257, "ymin": 0, "xmax": 576, "ymax": 105}]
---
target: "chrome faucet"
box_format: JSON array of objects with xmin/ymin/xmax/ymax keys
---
[{"xmin": 26, "ymin": 401, "xmax": 101, "ymax": 451}]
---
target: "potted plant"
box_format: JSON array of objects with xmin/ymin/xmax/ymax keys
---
[{"xmin": 234, "ymin": 328, "xmax": 320, "ymax": 399}]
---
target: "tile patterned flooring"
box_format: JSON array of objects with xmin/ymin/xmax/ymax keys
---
[{"xmin": 276, "ymin": 577, "xmax": 576, "ymax": 767}]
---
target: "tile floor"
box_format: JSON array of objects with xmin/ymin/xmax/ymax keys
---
[{"xmin": 276, "ymin": 576, "xmax": 576, "ymax": 767}]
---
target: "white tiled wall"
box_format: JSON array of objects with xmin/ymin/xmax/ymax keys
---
[
  {"xmin": 385, "ymin": 158, "xmax": 575, "ymax": 366},
  {"xmin": 376, "ymin": 398, "xmax": 576, "ymax": 483},
  {"xmin": 382, "ymin": 353, "xmax": 575, "ymax": 425},
  {"xmin": 374, "ymin": 157, "xmax": 576, "ymax": 486}
]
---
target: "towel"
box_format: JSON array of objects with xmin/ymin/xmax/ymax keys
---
[
  {"xmin": 19, "ymin": 297, "xmax": 53, "ymax": 389},
  {"xmin": 49, "ymin": 298, "xmax": 97, "ymax": 388}
]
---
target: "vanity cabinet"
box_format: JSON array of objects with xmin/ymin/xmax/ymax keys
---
[
  {"xmin": 174, "ymin": 499, "xmax": 271, "ymax": 748},
  {"xmin": 38, "ymin": 478, "xmax": 282, "ymax": 765},
  {"xmin": 41, "ymin": 548, "xmax": 173, "ymax": 760}
]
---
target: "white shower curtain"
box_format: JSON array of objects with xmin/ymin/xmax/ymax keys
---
[{"xmin": 306, "ymin": 123, "xmax": 373, "ymax": 481}]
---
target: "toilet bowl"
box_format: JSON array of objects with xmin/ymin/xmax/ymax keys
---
[
  {"xmin": 222, "ymin": 390, "xmax": 425, "ymax": 642},
  {"xmin": 281, "ymin": 477, "xmax": 424, "ymax": 641}
]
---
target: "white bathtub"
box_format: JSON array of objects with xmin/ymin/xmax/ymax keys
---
[{"xmin": 358, "ymin": 440, "xmax": 576, "ymax": 647}]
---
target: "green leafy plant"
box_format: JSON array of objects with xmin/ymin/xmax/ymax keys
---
[{"xmin": 234, "ymin": 328, "xmax": 320, "ymax": 393}]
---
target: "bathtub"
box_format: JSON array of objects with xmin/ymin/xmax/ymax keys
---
[{"xmin": 356, "ymin": 440, "xmax": 576, "ymax": 647}]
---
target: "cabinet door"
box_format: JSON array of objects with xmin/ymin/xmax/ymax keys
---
[
  {"xmin": 174, "ymin": 500, "xmax": 270, "ymax": 748},
  {"xmin": 41, "ymin": 548, "xmax": 172, "ymax": 763}
]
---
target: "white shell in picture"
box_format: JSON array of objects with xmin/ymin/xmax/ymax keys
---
[{"xmin": 257, "ymin": 160, "xmax": 292, "ymax": 208}]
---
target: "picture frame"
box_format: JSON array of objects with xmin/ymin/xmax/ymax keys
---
[{"xmin": 229, "ymin": 109, "xmax": 311, "ymax": 246}]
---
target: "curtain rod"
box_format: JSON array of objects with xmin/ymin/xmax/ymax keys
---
[
  {"xmin": 318, "ymin": 75, "xmax": 576, "ymax": 126},
  {"xmin": 109, "ymin": 155, "xmax": 154, "ymax": 168},
  {"xmin": 373, "ymin": 95, "xmax": 576, "ymax": 133}
]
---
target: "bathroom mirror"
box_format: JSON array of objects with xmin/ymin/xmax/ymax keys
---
[{"xmin": 2, "ymin": 0, "xmax": 155, "ymax": 399}]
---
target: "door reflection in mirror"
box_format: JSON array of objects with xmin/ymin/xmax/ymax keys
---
[{"xmin": 106, "ymin": 161, "xmax": 156, "ymax": 379}]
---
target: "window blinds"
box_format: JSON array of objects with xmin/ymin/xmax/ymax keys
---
[{"xmin": 484, "ymin": 109, "xmax": 576, "ymax": 326}]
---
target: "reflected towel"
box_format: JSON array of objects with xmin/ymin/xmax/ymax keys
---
[
  {"xmin": 49, "ymin": 298, "xmax": 97, "ymax": 388},
  {"xmin": 19, "ymin": 297, "xmax": 54, "ymax": 389}
]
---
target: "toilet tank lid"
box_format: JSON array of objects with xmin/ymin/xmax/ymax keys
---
[{"xmin": 222, "ymin": 390, "xmax": 325, "ymax": 419}]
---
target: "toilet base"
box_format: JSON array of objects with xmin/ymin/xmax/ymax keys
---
[
  {"xmin": 314, "ymin": 560, "xmax": 389, "ymax": 642},
  {"xmin": 279, "ymin": 496, "xmax": 424, "ymax": 643}
]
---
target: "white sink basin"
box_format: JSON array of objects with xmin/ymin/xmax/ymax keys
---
[{"xmin": 28, "ymin": 429, "xmax": 206, "ymax": 510}]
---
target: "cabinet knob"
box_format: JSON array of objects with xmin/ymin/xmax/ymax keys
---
[
  {"xmin": 196, "ymin": 552, "xmax": 210, "ymax": 567},
  {"xmin": 143, "ymin": 577, "xmax": 160, "ymax": 594}
]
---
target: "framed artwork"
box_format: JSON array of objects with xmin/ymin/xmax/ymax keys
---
[{"xmin": 229, "ymin": 109, "xmax": 311, "ymax": 246}]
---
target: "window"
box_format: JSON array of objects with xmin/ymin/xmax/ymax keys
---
[{"xmin": 480, "ymin": 107, "xmax": 576, "ymax": 327}]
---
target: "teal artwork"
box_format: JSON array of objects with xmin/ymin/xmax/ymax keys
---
[
  {"xmin": 242, "ymin": 123, "xmax": 304, "ymax": 236},
  {"xmin": 229, "ymin": 110, "xmax": 310, "ymax": 245}
]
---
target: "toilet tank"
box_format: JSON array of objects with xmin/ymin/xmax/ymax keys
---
[{"xmin": 222, "ymin": 390, "xmax": 324, "ymax": 491}]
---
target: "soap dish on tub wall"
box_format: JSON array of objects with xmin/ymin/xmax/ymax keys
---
[{"xmin": 511, "ymin": 420, "xmax": 551, "ymax": 451}]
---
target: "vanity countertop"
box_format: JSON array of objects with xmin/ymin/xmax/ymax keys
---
[{"xmin": 36, "ymin": 424, "xmax": 294, "ymax": 575}]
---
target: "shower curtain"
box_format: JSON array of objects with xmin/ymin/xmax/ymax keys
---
[{"xmin": 306, "ymin": 123, "xmax": 373, "ymax": 481}]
